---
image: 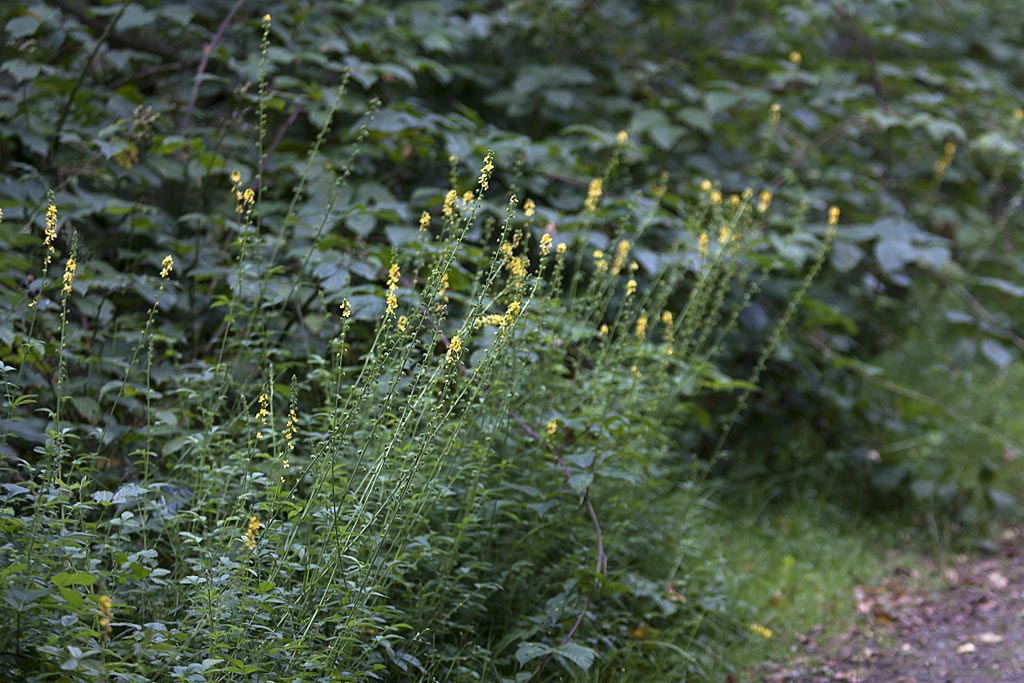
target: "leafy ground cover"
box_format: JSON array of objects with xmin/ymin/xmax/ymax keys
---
[{"xmin": 1, "ymin": 1, "xmax": 1024, "ymax": 681}]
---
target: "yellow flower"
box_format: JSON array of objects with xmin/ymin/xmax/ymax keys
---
[
  {"xmin": 397, "ymin": 315, "xmax": 408, "ymax": 332},
  {"xmin": 62, "ymin": 256, "xmax": 76, "ymax": 295},
  {"xmin": 160, "ymin": 254, "xmax": 174, "ymax": 279},
  {"xmin": 770, "ymin": 102, "xmax": 782, "ymax": 124},
  {"xmin": 438, "ymin": 272, "xmax": 449, "ymax": 297},
  {"xmin": 584, "ymin": 178, "xmax": 603, "ymax": 212},
  {"xmin": 539, "ymin": 233, "xmax": 552, "ymax": 253},
  {"xmin": 477, "ymin": 151, "xmax": 495, "ymax": 192},
  {"xmin": 750, "ymin": 623, "xmax": 773, "ymax": 639},
  {"xmin": 718, "ymin": 225, "xmax": 732, "ymax": 245},
  {"xmin": 661, "ymin": 310, "xmax": 673, "ymax": 326},
  {"xmin": 262, "ymin": 13, "xmax": 271, "ymax": 23},
  {"xmin": 443, "ymin": 189, "xmax": 458, "ymax": 218},
  {"xmin": 788, "ymin": 50, "xmax": 802, "ymax": 64},
  {"xmin": 447, "ymin": 335, "xmax": 462, "ymax": 364},
  {"xmin": 943, "ymin": 141, "xmax": 956, "ymax": 157},
  {"xmin": 698, "ymin": 232, "xmax": 709, "ymax": 257},
  {"xmin": 556, "ymin": 243, "xmax": 567, "ymax": 255},
  {"xmin": 507, "ymin": 300, "xmax": 522, "ymax": 316},
  {"xmin": 462, "ymin": 190, "xmax": 474, "ymax": 204},
  {"xmin": 523, "ymin": 198, "xmax": 536, "ymax": 217},
  {"xmin": 44, "ymin": 198, "xmax": 58, "ymax": 261},
  {"xmin": 616, "ymin": 130, "xmax": 629, "ymax": 144},
  {"xmin": 339, "ymin": 299, "xmax": 352, "ymax": 318},
  {"xmin": 625, "ymin": 279, "xmax": 637, "ymax": 296},
  {"xmin": 547, "ymin": 420, "xmax": 558, "ymax": 435},
  {"xmin": 230, "ymin": 170, "xmax": 241, "ymax": 186},
  {"xmin": 710, "ymin": 190, "xmax": 722, "ymax": 205},
  {"xmin": 757, "ymin": 190, "xmax": 772, "ymax": 213},
  {"xmin": 386, "ymin": 293, "xmax": 398, "ymax": 316},
  {"xmin": 699, "ymin": 179, "xmax": 712, "ymax": 192},
  {"xmin": 387, "ymin": 262, "xmax": 401, "ymax": 288},
  {"xmin": 828, "ymin": 206, "xmax": 841, "ymax": 226},
  {"xmin": 98, "ymin": 594, "xmax": 113, "ymax": 637},
  {"xmin": 612, "ymin": 239, "xmax": 630, "ymax": 275},
  {"xmin": 630, "ymin": 365, "xmax": 641, "ymax": 378},
  {"xmin": 635, "ymin": 313, "xmax": 648, "ymax": 341},
  {"xmin": 599, "ymin": 324, "xmax": 609, "ymax": 336},
  {"xmin": 729, "ymin": 194, "xmax": 740, "ymax": 206},
  {"xmin": 244, "ymin": 515, "xmax": 262, "ymax": 550},
  {"xmin": 418, "ymin": 211, "xmax": 431, "ymax": 232}
]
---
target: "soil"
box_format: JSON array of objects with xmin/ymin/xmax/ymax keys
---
[{"xmin": 757, "ymin": 528, "xmax": 1024, "ymax": 683}]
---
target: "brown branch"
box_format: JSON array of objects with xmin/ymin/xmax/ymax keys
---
[{"xmin": 183, "ymin": 0, "xmax": 248, "ymax": 130}]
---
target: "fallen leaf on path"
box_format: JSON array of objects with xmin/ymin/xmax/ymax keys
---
[
  {"xmin": 956, "ymin": 642, "xmax": 976, "ymax": 654},
  {"xmin": 978, "ymin": 631, "xmax": 1004, "ymax": 644},
  {"xmin": 988, "ymin": 571, "xmax": 1009, "ymax": 589}
]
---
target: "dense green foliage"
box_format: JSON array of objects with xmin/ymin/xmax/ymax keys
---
[{"xmin": 1, "ymin": 1, "xmax": 1023, "ymax": 680}]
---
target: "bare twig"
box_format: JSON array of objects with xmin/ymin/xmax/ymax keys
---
[{"xmin": 183, "ymin": 0, "xmax": 248, "ymax": 130}]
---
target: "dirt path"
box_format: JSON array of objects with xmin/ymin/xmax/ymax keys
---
[{"xmin": 758, "ymin": 528, "xmax": 1024, "ymax": 683}]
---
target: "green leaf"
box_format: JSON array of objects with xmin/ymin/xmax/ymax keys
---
[
  {"xmin": 555, "ymin": 642, "xmax": 597, "ymax": 671},
  {"xmin": 51, "ymin": 572, "xmax": 97, "ymax": 587},
  {"xmin": 6, "ymin": 16, "xmax": 40, "ymax": 39},
  {"xmin": 514, "ymin": 642, "xmax": 553, "ymax": 666}
]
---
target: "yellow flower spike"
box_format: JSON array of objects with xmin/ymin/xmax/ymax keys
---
[
  {"xmin": 635, "ymin": 313, "xmax": 648, "ymax": 341},
  {"xmin": 828, "ymin": 206, "xmax": 841, "ymax": 226},
  {"xmin": 698, "ymin": 232, "xmax": 709, "ymax": 257},
  {"xmin": 523, "ymin": 198, "xmax": 536, "ymax": 217},
  {"xmin": 160, "ymin": 254, "xmax": 174, "ymax": 279},
  {"xmin": 611, "ymin": 239, "xmax": 630, "ymax": 275},
  {"xmin": 584, "ymin": 178, "xmax": 603, "ymax": 212},
  {"xmin": 61, "ymin": 256, "xmax": 77, "ymax": 296},
  {"xmin": 750, "ymin": 623, "xmax": 773, "ymax": 639},
  {"xmin": 546, "ymin": 420, "xmax": 558, "ymax": 436},
  {"xmin": 339, "ymin": 299, "xmax": 352, "ymax": 318},
  {"xmin": 661, "ymin": 311, "xmax": 673, "ymax": 326},
  {"xmin": 443, "ymin": 189, "xmax": 458, "ymax": 218},
  {"xmin": 385, "ymin": 293, "xmax": 398, "ymax": 316},
  {"xmin": 244, "ymin": 515, "xmax": 262, "ymax": 550},
  {"xmin": 98, "ymin": 594, "xmax": 113, "ymax": 637},
  {"xmin": 418, "ymin": 211, "xmax": 431, "ymax": 232},
  {"xmin": 446, "ymin": 335, "xmax": 462, "ymax": 364},
  {"xmin": 539, "ymin": 233, "xmax": 552, "ymax": 253},
  {"xmin": 397, "ymin": 316, "xmax": 408, "ymax": 332},
  {"xmin": 718, "ymin": 225, "xmax": 732, "ymax": 245},
  {"xmin": 387, "ymin": 262, "xmax": 401, "ymax": 288},
  {"xmin": 477, "ymin": 151, "xmax": 495, "ymax": 192}
]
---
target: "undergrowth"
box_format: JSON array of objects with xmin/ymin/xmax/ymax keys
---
[{"xmin": 0, "ymin": 17, "xmax": 844, "ymax": 681}]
